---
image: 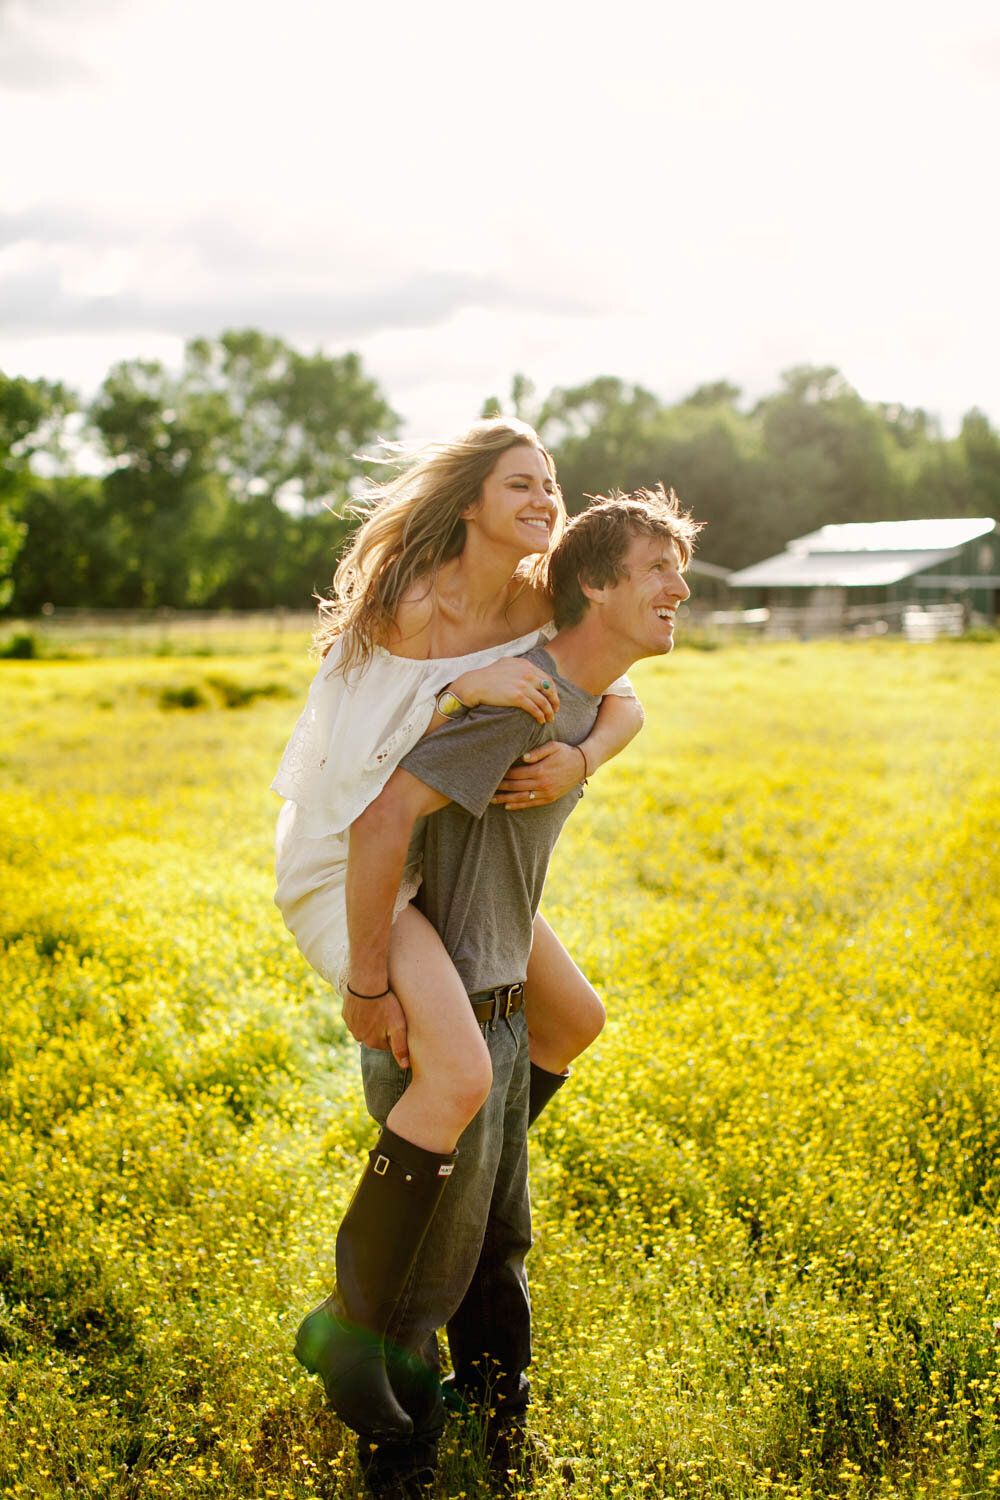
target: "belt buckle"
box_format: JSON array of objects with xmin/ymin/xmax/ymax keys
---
[
  {"xmin": 486, "ymin": 982, "xmax": 523, "ymax": 1029},
  {"xmin": 501, "ymin": 982, "xmax": 523, "ymax": 1019}
]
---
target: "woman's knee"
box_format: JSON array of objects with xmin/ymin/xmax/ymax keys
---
[
  {"xmin": 447, "ymin": 1045, "xmax": 494, "ymax": 1120},
  {"xmin": 583, "ymin": 986, "xmax": 607, "ymax": 1043},
  {"xmin": 565, "ymin": 984, "xmax": 606, "ymax": 1053},
  {"xmin": 416, "ymin": 1034, "xmax": 493, "ymax": 1124},
  {"xmin": 529, "ymin": 981, "xmax": 605, "ymax": 1072}
]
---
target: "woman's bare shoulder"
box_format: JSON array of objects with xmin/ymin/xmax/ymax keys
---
[
  {"xmin": 508, "ymin": 575, "xmax": 554, "ymax": 632},
  {"xmin": 381, "ymin": 582, "xmax": 435, "ymax": 658}
]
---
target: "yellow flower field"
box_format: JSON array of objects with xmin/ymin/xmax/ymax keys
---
[{"xmin": 1, "ymin": 639, "xmax": 998, "ymax": 1499}]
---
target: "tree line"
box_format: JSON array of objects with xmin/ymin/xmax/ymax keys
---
[{"xmin": 3, "ymin": 330, "xmax": 999, "ymax": 613}]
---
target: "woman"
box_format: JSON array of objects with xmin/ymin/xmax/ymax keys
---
[
  {"xmin": 273, "ymin": 417, "xmax": 642, "ymax": 1122},
  {"xmin": 273, "ymin": 419, "xmax": 643, "ymax": 1430}
]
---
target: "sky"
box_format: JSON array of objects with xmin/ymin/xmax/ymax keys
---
[{"xmin": 1, "ymin": 0, "xmax": 999, "ymax": 437}]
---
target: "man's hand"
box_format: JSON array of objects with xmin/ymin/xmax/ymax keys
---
[
  {"xmin": 342, "ymin": 982, "xmax": 410, "ymax": 1070},
  {"xmin": 490, "ymin": 741, "xmax": 586, "ymax": 809}
]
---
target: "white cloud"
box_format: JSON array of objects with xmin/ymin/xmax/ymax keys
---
[
  {"xmin": 0, "ymin": 0, "xmax": 125, "ymax": 90},
  {"xmin": 0, "ymin": 0, "xmax": 998, "ymax": 434},
  {"xmin": 0, "ymin": 39, "xmax": 99, "ymax": 90}
]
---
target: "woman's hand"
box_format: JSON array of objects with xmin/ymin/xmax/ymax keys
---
[
  {"xmin": 342, "ymin": 980, "xmax": 410, "ymax": 1070},
  {"xmin": 450, "ymin": 658, "xmax": 559, "ymax": 725},
  {"xmin": 491, "ymin": 740, "xmax": 587, "ymax": 809}
]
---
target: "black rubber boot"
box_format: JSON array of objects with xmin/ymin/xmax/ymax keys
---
[
  {"xmin": 483, "ymin": 1410, "xmax": 553, "ymax": 1497},
  {"xmin": 358, "ymin": 1341, "xmax": 444, "ymax": 1500},
  {"xmin": 358, "ymin": 1423, "xmax": 440, "ymax": 1499},
  {"xmin": 294, "ymin": 1126, "xmax": 456, "ymax": 1436},
  {"xmin": 384, "ymin": 1339, "xmax": 444, "ymax": 1438},
  {"xmin": 527, "ymin": 1062, "xmax": 568, "ymax": 1127}
]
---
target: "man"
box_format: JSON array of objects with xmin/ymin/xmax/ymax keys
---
[{"xmin": 303, "ymin": 487, "xmax": 700, "ymax": 1496}]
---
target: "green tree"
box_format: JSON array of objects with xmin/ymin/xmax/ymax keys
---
[
  {"xmin": 634, "ymin": 403, "xmax": 770, "ymax": 571},
  {"xmin": 537, "ymin": 377, "xmax": 665, "ymax": 511},
  {"xmin": 0, "ymin": 373, "xmax": 75, "ymax": 608},
  {"xmin": 510, "ymin": 373, "xmax": 537, "ymax": 421},
  {"xmin": 877, "ymin": 401, "xmax": 937, "ymax": 450},
  {"xmin": 90, "ymin": 360, "xmax": 230, "ymax": 607},
  {"xmin": 958, "ymin": 408, "xmax": 1000, "ymax": 518},
  {"xmin": 752, "ymin": 365, "xmax": 903, "ymax": 546},
  {"xmin": 479, "ymin": 372, "xmax": 538, "ymax": 425},
  {"xmin": 9, "ymin": 476, "xmax": 116, "ymax": 613},
  {"xmin": 184, "ymin": 330, "xmax": 399, "ymax": 512},
  {"xmin": 535, "ymin": 375, "xmax": 767, "ymax": 568},
  {"xmin": 182, "ymin": 331, "xmax": 399, "ymax": 607},
  {"xmin": 681, "ymin": 380, "xmax": 743, "ymax": 410},
  {"xmin": 80, "ymin": 333, "xmax": 397, "ymax": 608}
]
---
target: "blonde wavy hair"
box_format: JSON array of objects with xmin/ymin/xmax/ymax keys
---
[{"xmin": 315, "ymin": 417, "xmax": 565, "ymax": 669}]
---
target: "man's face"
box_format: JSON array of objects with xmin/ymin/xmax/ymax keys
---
[{"xmin": 600, "ymin": 533, "xmax": 690, "ymax": 657}]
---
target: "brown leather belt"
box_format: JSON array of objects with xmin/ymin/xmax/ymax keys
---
[{"xmin": 468, "ymin": 982, "xmax": 525, "ymax": 1025}]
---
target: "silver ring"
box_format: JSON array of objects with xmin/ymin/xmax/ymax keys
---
[{"xmin": 529, "ymin": 791, "xmax": 536, "ymax": 800}]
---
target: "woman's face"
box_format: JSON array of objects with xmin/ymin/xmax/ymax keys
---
[{"xmin": 464, "ymin": 444, "xmax": 561, "ymax": 559}]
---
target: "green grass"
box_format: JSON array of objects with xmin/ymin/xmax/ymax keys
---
[
  {"xmin": 1, "ymin": 640, "xmax": 999, "ymax": 1498},
  {"xmin": 0, "ymin": 611, "xmax": 317, "ymax": 660}
]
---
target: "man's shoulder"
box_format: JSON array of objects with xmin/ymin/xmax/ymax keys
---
[
  {"xmin": 525, "ymin": 647, "xmax": 602, "ymax": 726},
  {"xmin": 400, "ymin": 688, "xmax": 545, "ymax": 819}
]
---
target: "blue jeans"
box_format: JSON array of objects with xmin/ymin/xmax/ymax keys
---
[{"xmin": 359, "ymin": 1008, "xmax": 533, "ymax": 1441}]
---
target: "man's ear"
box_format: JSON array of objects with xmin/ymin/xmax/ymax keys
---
[{"xmin": 580, "ymin": 579, "xmax": 608, "ymax": 608}]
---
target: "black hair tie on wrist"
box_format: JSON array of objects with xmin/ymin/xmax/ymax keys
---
[{"xmin": 346, "ymin": 982, "xmax": 392, "ymax": 999}]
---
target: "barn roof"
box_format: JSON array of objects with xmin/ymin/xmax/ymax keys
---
[
  {"xmin": 688, "ymin": 557, "xmax": 731, "ymax": 579},
  {"xmin": 790, "ymin": 518, "xmax": 995, "ymax": 554},
  {"xmin": 728, "ymin": 518, "xmax": 996, "ymax": 589}
]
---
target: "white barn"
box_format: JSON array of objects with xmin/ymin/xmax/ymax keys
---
[{"xmin": 726, "ymin": 518, "xmax": 998, "ymax": 638}]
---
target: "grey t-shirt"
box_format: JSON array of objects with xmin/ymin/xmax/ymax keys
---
[{"xmin": 398, "ymin": 645, "xmax": 600, "ymax": 995}]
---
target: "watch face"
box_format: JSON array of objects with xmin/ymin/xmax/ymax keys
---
[{"xmin": 437, "ymin": 690, "xmax": 464, "ymax": 719}]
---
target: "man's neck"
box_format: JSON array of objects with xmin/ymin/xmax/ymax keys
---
[{"xmin": 541, "ymin": 621, "xmax": 640, "ymax": 696}]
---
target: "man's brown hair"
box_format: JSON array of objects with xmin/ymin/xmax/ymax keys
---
[{"xmin": 548, "ymin": 484, "xmax": 703, "ymax": 628}]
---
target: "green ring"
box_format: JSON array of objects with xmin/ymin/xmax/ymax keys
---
[{"xmin": 541, "ymin": 680, "xmax": 551, "ymax": 690}]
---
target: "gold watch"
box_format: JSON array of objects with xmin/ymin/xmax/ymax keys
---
[{"xmin": 436, "ymin": 685, "xmax": 470, "ymax": 720}]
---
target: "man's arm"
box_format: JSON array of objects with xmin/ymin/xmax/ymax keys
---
[
  {"xmin": 344, "ymin": 768, "xmax": 449, "ymax": 1065},
  {"xmin": 577, "ymin": 689, "xmax": 645, "ymax": 770}
]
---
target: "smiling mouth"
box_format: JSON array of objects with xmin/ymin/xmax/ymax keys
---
[
  {"xmin": 654, "ymin": 607, "xmax": 676, "ymax": 620},
  {"xmin": 518, "ymin": 516, "xmax": 551, "ymax": 534}
]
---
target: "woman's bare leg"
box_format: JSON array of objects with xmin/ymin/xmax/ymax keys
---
[
  {"xmin": 524, "ymin": 911, "xmax": 606, "ymax": 1076},
  {"xmin": 383, "ymin": 903, "xmax": 493, "ymax": 1154}
]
